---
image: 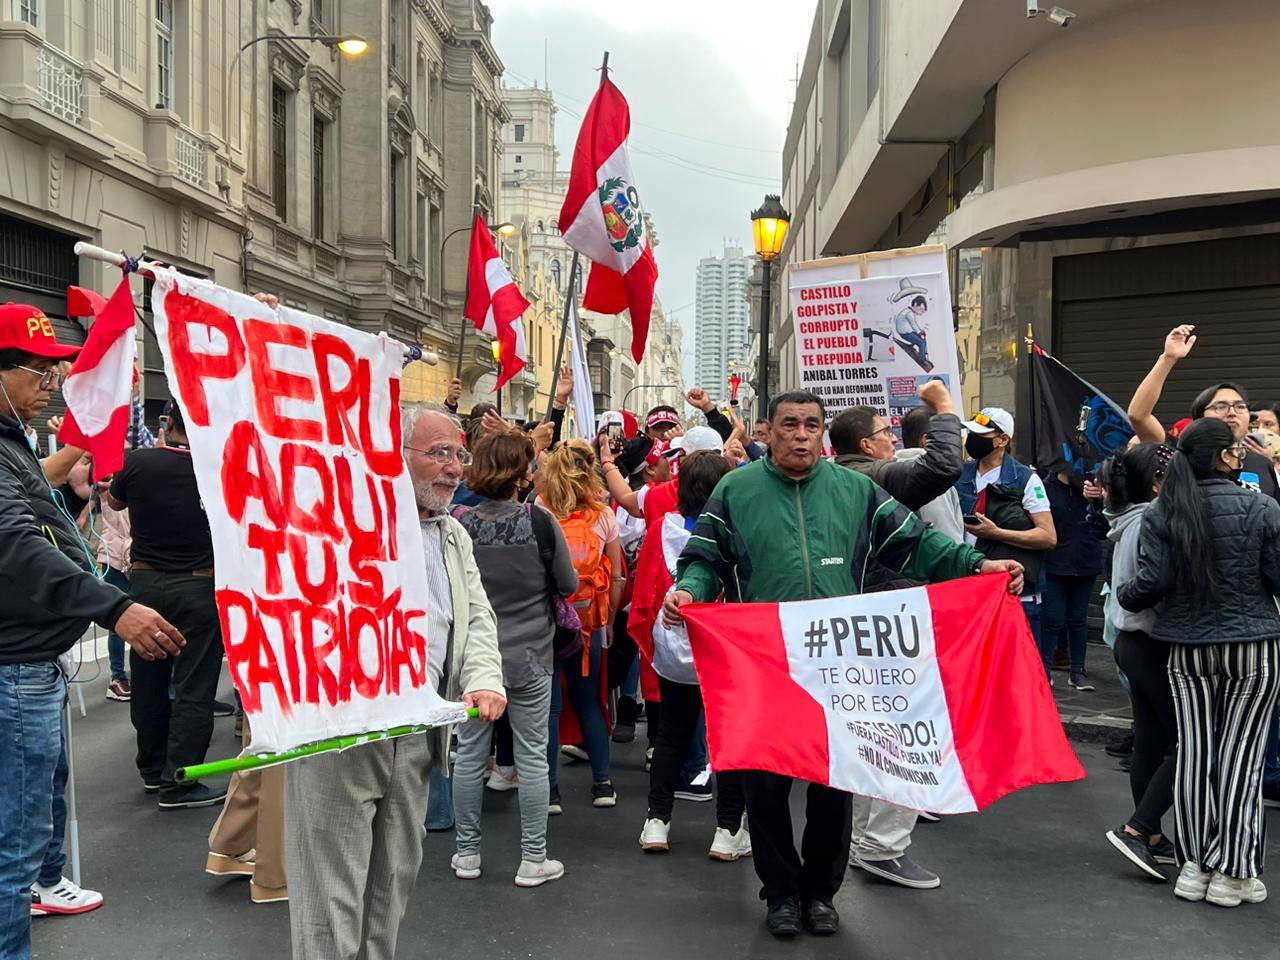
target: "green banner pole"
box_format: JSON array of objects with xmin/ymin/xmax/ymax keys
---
[{"xmin": 175, "ymin": 708, "xmax": 481, "ymax": 783}]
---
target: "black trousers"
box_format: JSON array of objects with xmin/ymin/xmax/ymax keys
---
[
  {"xmin": 128, "ymin": 570, "xmax": 224, "ymax": 796},
  {"xmin": 743, "ymin": 771, "xmax": 852, "ymax": 904},
  {"xmin": 1114, "ymin": 630, "xmax": 1176, "ymax": 838},
  {"xmin": 646, "ymin": 676, "xmax": 744, "ymax": 829}
]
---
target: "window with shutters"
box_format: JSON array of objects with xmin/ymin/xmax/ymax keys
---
[
  {"xmin": 312, "ymin": 113, "xmax": 327, "ymax": 239},
  {"xmin": 154, "ymin": 0, "xmax": 174, "ymax": 110},
  {"xmin": 271, "ymin": 84, "xmax": 289, "ymax": 221}
]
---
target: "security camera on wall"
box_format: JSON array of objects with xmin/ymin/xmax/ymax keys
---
[
  {"xmin": 1047, "ymin": 6, "xmax": 1076, "ymax": 26},
  {"xmin": 1027, "ymin": 0, "xmax": 1041, "ymax": 16}
]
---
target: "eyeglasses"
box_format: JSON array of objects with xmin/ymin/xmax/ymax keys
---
[
  {"xmin": 403, "ymin": 444, "xmax": 472, "ymax": 466},
  {"xmin": 1205, "ymin": 401, "xmax": 1250, "ymax": 415},
  {"xmin": 1226, "ymin": 444, "xmax": 1247, "ymax": 460},
  {"xmin": 868, "ymin": 424, "xmax": 896, "ymax": 441},
  {"xmin": 14, "ymin": 365, "xmax": 62, "ymax": 389}
]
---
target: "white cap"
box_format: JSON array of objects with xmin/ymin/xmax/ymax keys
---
[
  {"xmin": 669, "ymin": 426, "xmax": 724, "ymax": 455},
  {"xmin": 962, "ymin": 407, "xmax": 1015, "ymax": 437}
]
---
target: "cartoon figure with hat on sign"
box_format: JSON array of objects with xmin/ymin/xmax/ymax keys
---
[{"xmin": 888, "ymin": 278, "xmax": 934, "ymax": 373}]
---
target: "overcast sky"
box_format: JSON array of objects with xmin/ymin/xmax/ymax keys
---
[{"xmin": 489, "ymin": 0, "xmax": 815, "ymax": 383}]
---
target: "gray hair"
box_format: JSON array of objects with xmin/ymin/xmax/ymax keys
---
[{"xmin": 401, "ymin": 402, "xmax": 459, "ymax": 445}]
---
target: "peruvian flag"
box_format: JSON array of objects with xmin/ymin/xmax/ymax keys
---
[
  {"xmin": 559, "ymin": 77, "xmax": 658, "ymax": 363},
  {"xmin": 682, "ymin": 575, "xmax": 1085, "ymax": 813},
  {"xmin": 465, "ymin": 214, "xmax": 529, "ymax": 390},
  {"xmin": 58, "ymin": 278, "xmax": 138, "ymax": 480}
]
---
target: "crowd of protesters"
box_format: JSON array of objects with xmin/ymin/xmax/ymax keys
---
[{"xmin": 2, "ymin": 297, "xmax": 1279, "ymax": 958}]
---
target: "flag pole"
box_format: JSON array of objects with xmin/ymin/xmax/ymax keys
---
[
  {"xmin": 544, "ymin": 251, "xmax": 581, "ymax": 420},
  {"xmin": 1026, "ymin": 322, "xmax": 1038, "ymax": 466},
  {"xmin": 454, "ymin": 197, "xmax": 481, "ymax": 380},
  {"xmin": 175, "ymin": 708, "xmax": 481, "ymax": 782},
  {"xmin": 542, "ymin": 51, "xmax": 610, "ymax": 421}
]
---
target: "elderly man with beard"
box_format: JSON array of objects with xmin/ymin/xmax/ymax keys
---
[{"xmin": 285, "ymin": 405, "xmax": 505, "ymax": 960}]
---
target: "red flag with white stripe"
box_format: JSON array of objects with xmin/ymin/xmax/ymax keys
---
[
  {"xmin": 464, "ymin": 214, "xmax": 529, "ymax": 390},
  {"xmin": 58, "ymin": 278, "xmax": 138, "ymax": 480},
  {"xmin": 682, "ymin": 575, "xmax": 1085, "ymax": 813},
  {"xmin": 559, "ymin": 77, "xmax": 658, "ymax": 363}
]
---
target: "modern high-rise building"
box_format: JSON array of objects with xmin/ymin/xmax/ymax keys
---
[{"xmin": 695, "ymin": 244, "xmax": 749, "ymax": 403}]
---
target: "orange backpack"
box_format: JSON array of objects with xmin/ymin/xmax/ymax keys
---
[{"xmin": 559, "ymin": 509, "xmax": 612, "ymax": 632}]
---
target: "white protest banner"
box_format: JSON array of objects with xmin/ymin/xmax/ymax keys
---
[
  {"xmin": 149, "ymin": 270, "xmax": 465, "ymax": 753},
  {"xmin": 788, "ymin": 244, "xmax": 960, "ymax": 435}
]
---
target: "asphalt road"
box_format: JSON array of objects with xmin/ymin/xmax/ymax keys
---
[{"xmin": 33, "ymin": 670, "xmax": 1278, "ymax": 960}]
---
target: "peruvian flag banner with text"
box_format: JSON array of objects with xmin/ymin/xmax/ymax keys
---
[
  {"xmin": 559, "ymin": 77, "xmax": 658, "ymax": 363},
  {"xmin": 59, "ymin": 278, "xmax": 138, "ymax": 480},
  {"xmin": 465, "ymin": 214, "xmax": 529, "ymax": 390},
  {"xmin": 682, "ymin": 575, "xmax": 1085, "ymax": 813}
]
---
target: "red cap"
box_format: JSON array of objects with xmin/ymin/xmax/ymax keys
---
[
  {"xmin": 0, "ymin": 303, "xmax": 80, "ymax": 359},
  {"xmin": 1169, "ymin": 417, "xmax": 1194, "ymax": 439},
  {"xmin": 645, "ymin": 439, "xmax": 671, "ymax": 466}
]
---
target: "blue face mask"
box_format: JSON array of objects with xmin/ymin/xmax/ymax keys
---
[{"xmin": 26, "ymin": 431, "xmax": 38, "ymax": 453}]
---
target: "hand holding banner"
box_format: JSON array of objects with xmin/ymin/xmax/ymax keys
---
[{"xmin": 683, "ymin": 575, "xmax": 1085, "ymax": 813}]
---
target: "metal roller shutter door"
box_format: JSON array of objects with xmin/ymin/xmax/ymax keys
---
[{"xmin": 1055, "ymin": 234, "xmax": 1280, "ymax": 424}]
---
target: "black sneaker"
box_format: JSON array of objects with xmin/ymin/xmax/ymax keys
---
[
  {"xmin": 612, "ymin": 716, "xmax": 636, "ymax": 744},
  {"xmin": 1105, "ymin": 827, "xmax": 1166, "ymax": 880},
  {"xmin": 212, "ymin": 700, "xmax": 235, "ymax": 718},
  {"xmin": 765, "ymin": 896, "xmax": 802, "ymax": 938},
  {"xmin": 142, "ymin": 779, "xmax": 161, "ymax": 794},
  {"xmin": 548, "ymin": 786, "xmax": 563, "ymax": 817},
  {"xmin": 1105, "ymin": 732, "xmax": 1134, "ymax": 758},
  {"xmin": 1149, "ymin": 837, "xmax": 1177, "ymax": 865},
  {"xmin": 1069, "ymin": 671, "xmax": 1096, "ymax": 692},
  {"xmin": 801, "ymin": 899, "xmax": 839, "ymax": 936},
  {"xmin": 674, "ymin": 780, "xmax": 714, "ymax": 802},
  {"xmin": 158, "ymin": 783, "xmax": 227, "ymax": 809},
  {"xmin": 591, "ymin": 781, "xmax": 617, "ymax": 808}
]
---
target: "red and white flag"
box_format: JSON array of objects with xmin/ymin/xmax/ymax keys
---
[
  {"xmin": 465, "ymin": 214, "xmax": 529, "ymax": 390},
  {"xmin": 682, "ymin": 575, "xmax": 1085, "ymax": 813},
  {"xmin": 559, "ymin": 77, "xmax": 658, "ymax": 363},
  {"xmin": 58, "ymin": 278, "xmax": 138, "ymax": 479}
]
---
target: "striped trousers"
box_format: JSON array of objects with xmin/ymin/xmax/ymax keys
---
[{"xmin": 1168, "ymin": 639, "xmax": 1280, "ymax": 879}]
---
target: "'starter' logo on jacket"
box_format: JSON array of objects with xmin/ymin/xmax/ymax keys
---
[{"xmin": 820, "ymin": 557, "xmax": 845, "ymax": 567}]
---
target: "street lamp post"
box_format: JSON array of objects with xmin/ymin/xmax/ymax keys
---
[
  {"xmin": 223, "ymin": 34, "xmax": 370, "ymax": 158},
  {"xmin": 490, "ymin": 338, "xmax": 503, "ymax": 416},
  {"xmin": 620, "ymin": 382, "xmax": 676, "ymax": 411},
  {"xmin": 750, "ymin": 194, "xmax": 791, "ymax": 419}
]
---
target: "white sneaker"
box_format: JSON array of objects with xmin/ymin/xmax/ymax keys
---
[
  {"xmin": 1174, "ymin": 862, "xmax": 1212, "ymax": 902},
  {"xmin": 485, "ymin": 765, "xmax": 519, "ymax": 792},
  {"xmin": 709, "ymin": 825, "xmax": 753, "ymax": 861},
  {"xmin": 1206, "ymin": 872, "xmax": 1268, "ymax": 907},
  {"xmin": 560, "ymin": 744, "xmax": 589, "ymax": 762},
  {"xmin": 30, "ymin": 877, "xmax": 104, "ymax": 916},
  {"xmin": 514, "ymin": 858, "xmax": 565, "ymax": 888},
  {"xmin": 639, "ymin": 817, "xmax": 670, "ymax": 852},
  {"xmin": 451, "ymin": 853, "xmax": 481, "ymax": 879}
]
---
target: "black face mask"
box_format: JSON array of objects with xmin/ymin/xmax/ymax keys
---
[{"xmin": 965, "ymin": 433, "xmax": 996, "ymax": 460}]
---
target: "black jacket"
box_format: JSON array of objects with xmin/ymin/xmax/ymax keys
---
[
  {"xmin": 1117, "ymin": 477, "xmax": 1280, "ymax": 645},
  {"xmin": 0, "ymin": 414, "xmax": 132, "ymax": 665},
  {"xmin": 834, "ymin": 412, "xmax": 963, "ymax": 512},
  {"xmin": 1041, "ymin": 474, "xmax": 1108, "ymax": 578},
  {"xmin": 834, "ymin": 412, "xmax": 965, "ymax": 592}
]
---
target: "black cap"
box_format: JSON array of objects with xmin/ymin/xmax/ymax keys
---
[{"xmin": 615, "ymin": 436, "xmax": 655, "ymax": 477}]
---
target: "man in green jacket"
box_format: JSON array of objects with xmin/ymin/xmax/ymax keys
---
[{"xmin": 664, "ymin": 390, "xmax": 1023, "ymax": 939}]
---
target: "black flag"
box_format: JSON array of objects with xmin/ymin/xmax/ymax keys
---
[{"xmin": 1031, "ymin": 345, "xmax": 1132, "ymax": 476}]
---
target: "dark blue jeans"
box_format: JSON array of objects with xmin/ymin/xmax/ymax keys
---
[
  {"xmin": 1023, "ymin": 598, "xmax": 1047, "ymax": 678},
  {"xmin": 0, "ymin": 661, "xmax": 67, "ymax": 960},
  {"xmin": 900, "ymin": 331, "xmax": 928, "ymax": 363},
  {"xmin": 1041, "ymin": 573, "xmax": 1096, "ymax": 673},
  {"xmin": 103, "ymin": 565, "xmax": 129, "ymax": 681},
  {"xmin": 548, "ymin": 629, "xmax": 611, "ymax": 786}
]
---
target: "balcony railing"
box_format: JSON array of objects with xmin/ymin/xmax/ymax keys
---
[
  {"xmin": 35, "ymin": 45, "xmax": 83, "ymax": 125},
  {"xmin": 175, "ymin": 125, "xmax": 207, "ymax": 186}
]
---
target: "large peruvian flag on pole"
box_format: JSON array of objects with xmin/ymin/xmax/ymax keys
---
[
  {"xmin": 58, "ymin": 278, "xmax": 138, "ymax": 480},
  {"xmin": 464, "ymin": 214, "xmax": 530, "ymax": 390},
  {"xmin": 682, "ymin": 575, "xmax": 1085, "ymax": 813},
  {"xmin": 559, "ymin": 76, "xmax": 658, "ymax": 363}
]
